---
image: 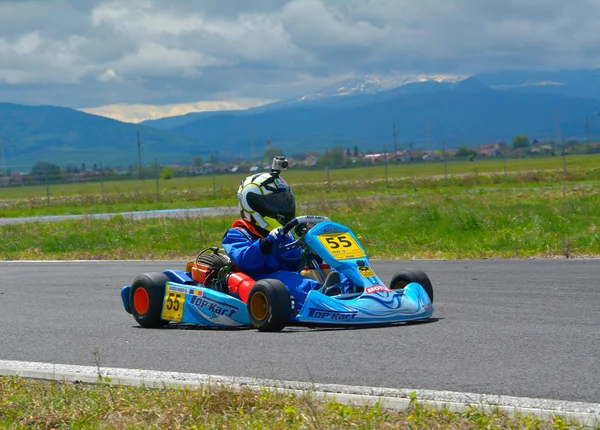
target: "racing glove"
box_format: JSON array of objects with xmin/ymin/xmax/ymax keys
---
[{"xmin": 260, "ymin": 227, "xmax": 286, "ymax": 254}]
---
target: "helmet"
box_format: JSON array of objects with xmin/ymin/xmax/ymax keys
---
[{"xmin": 238, "ymin": 172, "xmax": 296, "ymax": 231}]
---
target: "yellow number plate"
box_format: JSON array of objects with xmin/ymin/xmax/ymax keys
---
[
  {"xmin": 358, "ymin": 266, "xmax": 375, "ymax": 277},
  {"xmin": 318, "ymin": 232, "xmax": 366, "ymax": 260},
  {"xmin": 161, "ymin": 285, "xmax": 185, "ymax": 322}
]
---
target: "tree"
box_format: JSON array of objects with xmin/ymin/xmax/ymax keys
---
[
  {"xmin": 192, "ymin": 156, "xmax": 203, "ymax": 167},
  {"xmin": 31, "ymin": 161, "xmax": 61, "ymax": 180},
  {"xmin": 264, "ymin": 147, "xmax": 283, "ymax": 162},
  {"xmin": 353, "ymin": 145, "xmax": 359, "ymax": 157},
  {"xmin": 332, "ymin": 146, "xmax": 347, "ymax": 167},
  {"xmin": 161, "ymin": 167, "xmax": 173, "ymax": 180},
  {"xmin": 455, "ymin": 145, "xmax": 477, "ymax": 158},
  {"xmin": 512, "ymin": 134, "xmax": 531, "ymax": 149}
]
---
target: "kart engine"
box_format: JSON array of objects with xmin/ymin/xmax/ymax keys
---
[{"xmin": 192, "ymin": 247, "xmax": 232, "ymax": 292}]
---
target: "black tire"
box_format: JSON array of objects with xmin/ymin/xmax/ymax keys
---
[
  {"xmin": 130, "ymin": 272, "xmax": 171, "ymax": 328},
  {"xmin": 247, "ymin": 279, "xmax": 291, "ymax": 332},
  {"xmin": 389, "ymin": 269, "xmax": 434, "ymax": 303}
]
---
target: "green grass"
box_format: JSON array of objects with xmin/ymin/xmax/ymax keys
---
[
  {"xmin": 1, "ymin": 155, "xmax": 599, "ymax": 260},
  {"xmin": 1, "ymin": 184, "xmax": 599, "ymax": 260},
  {"xmin": 0, "ymin": 377, "xmax": 590, "ymax": 429},
  {"xmin": 2, "ymin": 158, "xmax": 600, "ymax": 219}
]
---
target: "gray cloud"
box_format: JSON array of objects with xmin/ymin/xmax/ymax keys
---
[{"xmin": 1, "ymin": 0, "xmax": 600, "ymax": 109}]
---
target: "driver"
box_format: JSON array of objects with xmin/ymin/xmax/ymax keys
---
[{"xmin": 222, "ymin": 166, "xmax": 347, "ymax": 309}]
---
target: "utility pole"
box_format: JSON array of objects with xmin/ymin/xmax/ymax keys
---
[
  {"xmin": 554, "ymin": 110, "xmax": 561, "ymax": 155},
  {"xmin": 586, "ymin": 115, "xmax": 590, "ymax": 145},
  {"xmin": 383, "ymin": 144, "xmax": 389, "ymax": 188},
  {"xmin": 250, "ymin": 126, "xmax": 255, "ymax": 165},
  {"xmin": 392, "ymin": 122, "xmax": 397, "ymax": 162},
  {"xmin": 442, "ymin": 139, "xmax": 447, "ymax": 179},
  {"xmin": 137, "ymin": 131, "xmax": 143, "ymax": 179},
  {"xmin": 562, "ymin": 133, "xmax": 567, "ymax": 174},
  {"xmin": 426, "ymin": 119, "xmax": 431, "ymax": 152},
  {"xmin": 0, "ymin": 132, "xmax": 5, "ymax": 179}
]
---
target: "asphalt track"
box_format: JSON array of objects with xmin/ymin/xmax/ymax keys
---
[
  {"xmin": 1, "ymin": 259, "xmax": 598, "ymax": 405},
  {"xmin": 0, "ymin": 207, "xmax": 238, "ymax": 225}
]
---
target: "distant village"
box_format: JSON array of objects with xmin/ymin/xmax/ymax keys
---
[{"xmin": 1, "ymin": 136, "xmax": 600, "ymax": 187}]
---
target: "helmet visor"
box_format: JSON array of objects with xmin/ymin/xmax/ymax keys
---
[{"xmin": 247, "ymin": 190, "xmax": 296, "ymax": 226}]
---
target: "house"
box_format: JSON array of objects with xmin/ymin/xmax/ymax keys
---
[{"xmin": 477, "ymin": 142, "xmax": 503, "ymax": 156}]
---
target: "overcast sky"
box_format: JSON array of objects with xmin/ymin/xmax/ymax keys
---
[{"xmin": 1, "ymin": 0, "xmax": 600, "ymax": 122}]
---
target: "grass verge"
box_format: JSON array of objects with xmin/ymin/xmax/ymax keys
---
[
  {"xmin": 0, "ymin": 376, "xmax": 590, "ymax": 429},
  {"xmin": 1, "ymin": 184, "xmax": 599, "ymax": 260}
]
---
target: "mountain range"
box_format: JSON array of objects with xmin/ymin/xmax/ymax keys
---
[{"xmin": 2, "ymin": 69, "xmax": 600, "ymax": 171}]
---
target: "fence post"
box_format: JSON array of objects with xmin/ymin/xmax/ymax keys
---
[
  {"xmin": 45, "ymin": 172, "xmax": 50, "ymax": 206},
  {"xmin": 325, "ymin": 148, "xmax": 330, "ymax": 190}
]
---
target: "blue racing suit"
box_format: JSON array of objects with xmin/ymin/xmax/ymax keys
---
[{"xmin": 222, "ymin": 221, "xmax": 319, "ymax": 309}]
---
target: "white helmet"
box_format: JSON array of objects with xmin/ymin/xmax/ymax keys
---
[{"xmin": 237, "ymin": 172, "xmax": 296, "ymax": 231}]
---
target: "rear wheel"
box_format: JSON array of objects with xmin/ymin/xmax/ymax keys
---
[
  {"xmin": 247, "ymin": 279, "xmax": 291, "ymax": 332},
  {"xmin": 389, "ymin": 269, "xmax": 434, "ymax": 303},
  {"xmin": 130, "ymin": 272, "xmax": 171, "ymax": 328}
]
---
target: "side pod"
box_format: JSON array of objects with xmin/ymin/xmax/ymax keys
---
[{"xmin": 121, "ymin": 286, "xmax": 132, "ymax": 314}]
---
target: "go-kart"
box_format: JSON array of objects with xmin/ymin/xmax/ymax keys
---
[{"xmin": 121, "ymin": 215, "xmax": 434, "ymax": 332}]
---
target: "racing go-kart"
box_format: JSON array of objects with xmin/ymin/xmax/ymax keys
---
[{"xmin": 121, "ymin": 215, "xmax": 434, "ymax": 331}]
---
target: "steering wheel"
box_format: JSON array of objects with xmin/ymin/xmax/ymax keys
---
[{"xmin": 282, "ymin": 215, "xmax": 330, "ymax": 236}]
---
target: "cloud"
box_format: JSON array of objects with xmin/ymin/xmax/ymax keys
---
[
  {"xmin": 80, "ymin": 98, "xmax": 275, "ymax": 123},
  {"xmin": 1, "ymin": 0, "xmax": 600, "ymax": 111}
]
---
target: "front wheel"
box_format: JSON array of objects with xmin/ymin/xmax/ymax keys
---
[
  {"xmin": 130, "ymin": 272, "xmax": 171, "ymax": 328},
  {"xmin": 247, "ymin": 279, "xmax": 291, "ymax": 332},
  {"xmin": 389, "ymin": 269, "xmax": 434, "ymax": 303}
]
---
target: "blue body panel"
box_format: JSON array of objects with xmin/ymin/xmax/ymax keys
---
[
  {"xmin": 120, "ymin": 271, "xmax": 250, "ymax": 327},
  {"xmin": 304, "ymin": 221, "xmax": 384, "ymax": 288},
  {"xmin": 162, "ymin": 282, "xmax": 250, "ymax": 327},
  {"xmin": 121, "ymin": 286, "xmax": 132, "ymax": 314},
  {"xmin": 293, "ymin": 282, "xmax": 433, "ymax": 325}
]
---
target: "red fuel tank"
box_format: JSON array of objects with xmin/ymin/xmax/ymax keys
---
[{"xmin": 227, "ymin": 272, "xmax": 256, "ymax": 303}]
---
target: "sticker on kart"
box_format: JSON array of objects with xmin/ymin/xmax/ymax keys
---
[
  {"xmin": 317, "ymin": 232, "xmax": 366, "ymax": 260},
  {"xmin": 162, "ymin": 284, "xmax": 185, "ymax": 322}
]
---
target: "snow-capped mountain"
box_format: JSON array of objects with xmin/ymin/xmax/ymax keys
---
[{"xmin": 291, "ymin": 73, "xmax": 466, "ymax": 102}]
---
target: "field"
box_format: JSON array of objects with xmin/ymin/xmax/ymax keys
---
[{"xmin": 1, "ymin": 155, "xmax": 599, "ymax": 260}]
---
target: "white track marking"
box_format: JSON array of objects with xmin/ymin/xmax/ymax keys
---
[{"xmin": 0, "ymin": 360, "xmax": 598, "ymax": 426}]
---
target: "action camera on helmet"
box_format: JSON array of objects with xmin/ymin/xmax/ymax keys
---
[{"xmin": 271, "ymin": 156, "xmax": 289, "ymax": 173}]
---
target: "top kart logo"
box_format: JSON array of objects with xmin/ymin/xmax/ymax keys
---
[
  {"xmin": 190, "ymin": 295, "xmax": 238, "ymax": 318},
  {"xmin": 366, "ymin": 285, "xmax": 392, "ymax": 294},
  {"xmin": 308, "ymin": 308, "xmax": 357, "ymax": 320}
]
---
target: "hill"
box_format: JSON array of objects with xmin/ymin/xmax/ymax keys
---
[
  {"xmin": 167, "ymin": 78, "xmax": 600, "ymax": 154},
  {"xmin": 0, "ymin": 103, "xmax": 204, "ymax": 171},
  {"xmin": 476, "ymin": 69, "xmax": 600, "ymax": 99},
  {"xmin": 4, "ymin": 75, "xmax": 600, "ymax": 170}
]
